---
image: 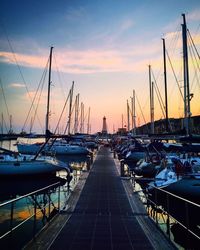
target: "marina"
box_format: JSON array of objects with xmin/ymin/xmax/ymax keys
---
[
  {"xmin": 0, "ymin": 2, "xmax": 200, "ymax": 249},
  {"xmin": 1, "ymin": 136, "xmax": 200, "ymax": 249}
]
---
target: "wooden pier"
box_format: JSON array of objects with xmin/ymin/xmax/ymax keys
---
[{"xmin": 25, "ymin": 146, "xmax": 176, "ymax": 250}]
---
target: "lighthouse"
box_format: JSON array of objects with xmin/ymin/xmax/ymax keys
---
[{"xmin": 102, "ymin": 116, "xmax": 108, "ymax": 134}]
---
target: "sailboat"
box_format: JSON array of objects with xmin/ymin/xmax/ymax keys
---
[
  {"xmin": 16, "ymin": 48, "xmax": 91, "ymax": 156},
  {"xmin": 147, "ymin": 14, "xmax": 200, "ymax": 229},
  {"xmin": 0, "ymin": 147, "xmax": 69, "ymax": 176}
]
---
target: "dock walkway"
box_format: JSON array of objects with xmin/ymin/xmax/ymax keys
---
[{"xmin": 48, "ymin": 146, "xmax": 175, "ymax": 250}]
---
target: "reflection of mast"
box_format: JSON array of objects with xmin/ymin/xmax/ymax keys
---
[
  {"xmin": 182, "ymin": 13, "xmax": 191, "ymax": 135},
  {"xmin": 45, "ymin": 46, "xmax": 53, "ymax": 140}
]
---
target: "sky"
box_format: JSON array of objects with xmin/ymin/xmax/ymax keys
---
[{"xmin": 0, "ymin": 0, "xmax": 200, "ymax": 134}]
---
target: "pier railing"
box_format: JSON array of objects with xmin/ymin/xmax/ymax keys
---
[
  {"xmin": 0, "ymin": 181, "xmax": 63, "ymax": 248},
  {"xmin": 141, "ymin": 183, "xmax": 200, "ymax": 248}
]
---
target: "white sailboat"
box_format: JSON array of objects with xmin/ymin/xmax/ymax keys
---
[
  {"xmin": 16, "ymin": 48, "xmax": 91, "ymax": 156},
  {"xmin": 0, "ymin": 147, "xmax": 69, "ymax": 176}
]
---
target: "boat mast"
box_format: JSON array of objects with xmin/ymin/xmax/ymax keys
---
[
  {"xmin": 87, "ymin": 107, "xmax": 90, "ymax": 134},
  {"xmin": 74, "ymin": 93, "xmax": 79, "ymax": 134},
  {"xmin": 162, "ymin": 38, "xmax": 169, "ymax": 132},
  {"xmin": 68, "ymin": 81, "xmax": 74, "ymax": 135},
  {"xmin": 182, "ymin": 13, "xmax": 191, "ymax": 135},
  {"xmin": 133, "ymin": 89, "xmax": 136, "ymax": 135},
  {"xmin": 149, "ymin": 65, "xmax": 154, "ymax": 134},
  {"xmin": 80, "ymin": 102, "xmax": 84, "ymax": 133},
  {"xmin": 1, "ymin": 113, "xmax": 3, "ymax": 134},
  {"xmin": 127, "ymin": 100, "xmax": 130, "ymax": 132},
  {"xmin": 45, "ymin": 46, "xmax": 53, "ymax": 140}
]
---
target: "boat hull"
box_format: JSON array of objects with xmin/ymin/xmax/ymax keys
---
[{"xmin": 0, "ymin": 160, "xmax": 67, "ymax": 176}]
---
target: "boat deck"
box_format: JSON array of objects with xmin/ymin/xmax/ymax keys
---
[{"xmin": 26, "ymin": 146, "xmax": 176, "ymax": 250}]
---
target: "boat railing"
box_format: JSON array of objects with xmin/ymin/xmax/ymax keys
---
[
  {"xmin": 0, "ymin": 181, "xmax": 62, "ymax": 247},
  {"xmin": 146, "ymin": 184, "xmax": 200, "ymax": 245}
]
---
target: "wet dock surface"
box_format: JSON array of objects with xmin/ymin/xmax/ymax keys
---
[{"xmin": 49, "ymin": 147, "xmax": 156, "ymax": 250}]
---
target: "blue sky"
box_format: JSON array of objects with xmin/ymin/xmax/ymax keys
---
[{"xmin": 0, "ymin": 0, "xmax": 200, "ymax": 133}]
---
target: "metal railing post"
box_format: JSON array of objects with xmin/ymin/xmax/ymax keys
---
[
  {"xmin": 33, "ymin": 194, "xmax": 37, "ymax": 239},
  {"xmin": 48, "ymin": 191, "xmax": 51, "ymax": 219},
  {"xmin": 166, "ymin": 194, "xmax": 170, "ymax": 239},
  {"xmin": 58, "ymin": 185, "xmax": 61, "ymax": 212},
  {"xmin": 185, "ymin": 201, "xmax": 189, "ymax": 248},
  {"xmin": 155, "ymin": 189, "xmax": 158, "ymax": 224},
  {"xmin": 9, "ymin": 201, "xmax": 14, "ymax": 240}
]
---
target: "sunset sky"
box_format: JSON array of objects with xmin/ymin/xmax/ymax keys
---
[{"xmin": 0, "ymin": 0, "xmax": 200, "ymax": 134}]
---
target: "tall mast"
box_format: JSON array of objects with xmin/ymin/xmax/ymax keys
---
[
  {"xmin": 182, "ymin": 13, "xmax": 191, "ymax": 135},
  {"xmin": 1, "ymin": 113, "xmax": 3, "ymax": 134},
  {"xmin": 74, "ymin": 93, "xmax": 79, "ymax": 134},
  {"xmin": 87, "ymin": 107, "xmax": 90, "ymax": 134},
  {"xmin": 127, "ymin": 100, "xmax": 130, "ymax": 132},
  {"xmin": 45, "ymin": 46, "xmax": 53, "ymax": 139},
  {"xmin": 151, "ymin": 81, "xmax": 154, "ymax": 134},
  {"xmin": 133, "ymin": 89, "xmax": 136, "ymax": 135},
  {"xmin": 149, "ymin": 65, "xmax": 154, "ymax": 134},
  {"xmin": 68, "ymin": 81, "xmax": 74, "ymax": 135},
  {"xmin": 162, "ymin": 38, "xmax": 169, "ymax": 132},
  {"xmin": 80, "ymin": 102, "xmax": 84, "ymax": 133}
]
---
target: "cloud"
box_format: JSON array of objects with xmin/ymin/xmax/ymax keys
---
[
  {"xmin": 0, "ymin": 43, "xmax": 161, "ymax": 75},
  {"xmin": 0, "ymin": 51, "xmax": 48, "ymax": 69},
  {"xmin": 9, "ymin": 83, "xmax": 26, "ymax": 88}
]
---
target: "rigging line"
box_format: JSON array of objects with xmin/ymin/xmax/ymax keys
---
[
  {"xmin": 0, "ymin": 79, "xmax": 10, "ymax": 120},
  {"xmin": 166, "ymin": 50, "xmax": 184, "ymax": 101},
  {"xmin": 54, "ymin": 89, "xmax": 71, "ymax": 135},
  {"xmin": 31, "ymin": 65, "xmax": 48, "ymax": 132},
  {"xmin": 22, "ymin": 59, "xmax": 49, "ymax": 131},
  {"xmin": 135, "ymin": 94, "xmax": 148, "ymax": 132},
  {"xmin": 188, "ymin": 39, "xmax": 200, "ymax": 92},
  {"xmin": 153, "ymin": 83, "xmax": 165, "ymax": 117},
  {"xmin": 68, "ymin": 101, "xmax": 77, "ymax": 134},
  {"xmin": 1, "ymin": 21, "xmax": 32, "ymax": 101},
  {"xmin": 188, "ymin": 31, "xmax": 200, "ymax": 74},
  {"xmin": 187, "ymin": 32, "xmax": 200, "ymax": 93},
  {"xmin": 2, "ymin": 115, "xmax": 9, "ymax": 133},
  {"xmin": 151, "ymin": 69, "xmax": 165, "ymax": 113},
  {"xmin": 0, "ymin": 21, "xmax": 45, "ymax": 131},
  {"xmin": 53, "ymin": 53, "xmax": 66, "ymax": 100},
  {"xmin": 167, "ymin": 24, "xmax": 181, "ymax": 51},
  {"xmin": 187, "ymin": 29, "xmax": 200, "ymax": 61}
]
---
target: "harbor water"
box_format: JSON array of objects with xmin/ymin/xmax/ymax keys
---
[{"xmin": 0, "ymin": 139, "xmax": 92, "ymax": 249}]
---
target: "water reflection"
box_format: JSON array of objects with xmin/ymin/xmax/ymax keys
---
[
  {"xmin": 0, "ymin": 139, "xmax": 92, "ymax": 249},
  {"xmin": 0, "ymin": 176, "xmax": 66, "ymax": 249}
]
